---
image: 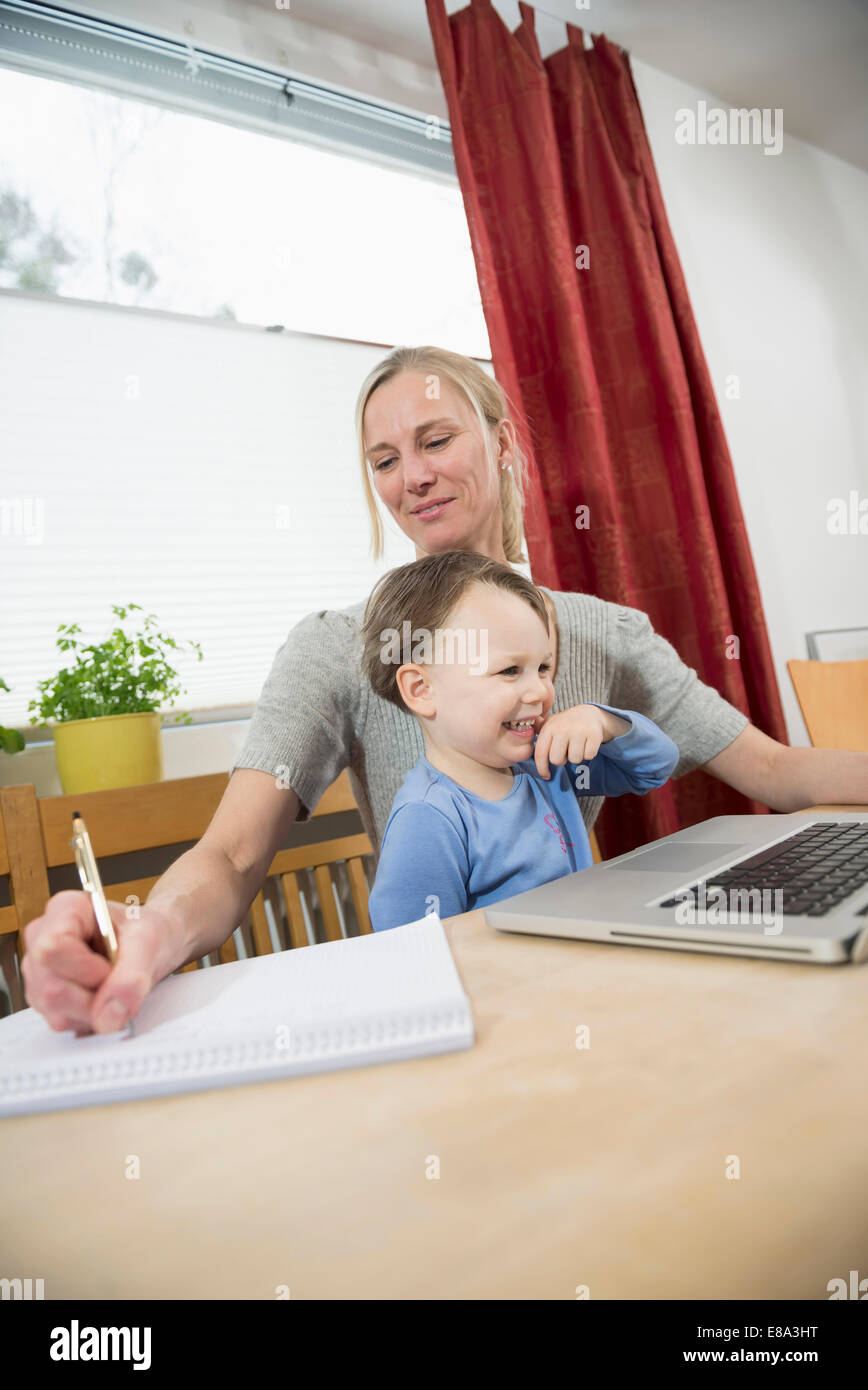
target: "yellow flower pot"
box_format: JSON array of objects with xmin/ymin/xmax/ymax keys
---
[{"xmin": 52, "ymin": 711, "xmax": 164, "ymax": 795}]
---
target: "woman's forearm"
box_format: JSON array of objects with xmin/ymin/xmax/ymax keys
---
[
  {"xmin": 145, "ymin": 844, "xmax": 265, "ymax": 978},
  {"xmin": 771, "ymin": 745, "xmax": 868, "ymax": 813},
  {"xmin": 705, "ymin": 725, "xmax": 868, "ymax": 812}
]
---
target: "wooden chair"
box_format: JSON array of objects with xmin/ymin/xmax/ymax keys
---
[
  {"xmin": 787, "ymin": 659, "xmax": 868, "ymax": 751},
  {"xmin": 0, "ymin": 815, "xmax": 18, "ymax": 1014},
  {"xmin": 0, "ymin": 769, "xmax": 604, "ymax": 1015},
  {"xmin": 0, "ymin": 770, "xmax": 374, "ymax": 1013}
]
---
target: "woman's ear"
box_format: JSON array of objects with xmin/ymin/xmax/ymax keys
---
[{"xmin": 495, "ymin": 417, "xmax": 517, "ymax": 470}]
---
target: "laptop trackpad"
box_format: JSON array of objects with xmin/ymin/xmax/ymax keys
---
[{"xmin": 605, "ymin": 843, "xmax": 744, "ymax": 872}]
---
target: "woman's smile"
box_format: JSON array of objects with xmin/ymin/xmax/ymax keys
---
[{"xmin": 411, "ymin": 498, "xmax": 455, "ymax": 521}]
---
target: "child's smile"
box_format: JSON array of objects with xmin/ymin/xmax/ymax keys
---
[{"xmin": 500, "ymin": 716, "xmax": 538, "ymax": 744}]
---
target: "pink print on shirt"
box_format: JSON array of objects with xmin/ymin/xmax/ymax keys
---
[{"xmin": 544, "ymin": 812, "xmax": 573, "ymax": 854}]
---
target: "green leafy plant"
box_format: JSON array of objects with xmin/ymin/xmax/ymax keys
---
[
  {"xmin": 0, "ymin": 677, "xmax": 25, "ymax": 754},
  {"xmin": 27, "ymin": 603, "xmax": 204, "ymax": 727}
]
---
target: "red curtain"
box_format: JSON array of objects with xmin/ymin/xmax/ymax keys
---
[{"xmin": 426, "ymin": 0, "xmax": 789, "ymax": 858}]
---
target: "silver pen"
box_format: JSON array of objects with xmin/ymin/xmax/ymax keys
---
[{"xmin": 71, "ymin": 812, "xmax": 135, "ymax": 1038}]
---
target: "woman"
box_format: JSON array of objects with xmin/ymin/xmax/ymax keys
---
[{"xmin": 22, "ymin": 347, "xmax": 868, "ymax": 1036}]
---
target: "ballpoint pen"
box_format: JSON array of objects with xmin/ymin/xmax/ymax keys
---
[{"xmin": 71, "ymin": 811, "xmax": 135, "ymax": 1038}]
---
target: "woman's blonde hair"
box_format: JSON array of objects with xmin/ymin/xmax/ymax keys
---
[{"xmin": 355, "ymin": 345, "xmax": 528, "ymax": 565}]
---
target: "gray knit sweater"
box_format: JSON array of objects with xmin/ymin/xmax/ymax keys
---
[{"xmin": 230, "ymin": 587, "xmax": 749, "ymax": 859}]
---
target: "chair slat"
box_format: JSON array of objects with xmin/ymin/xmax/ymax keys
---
[
  {"xmin": 313, "ymin": 864, "xmax": 343, "ymax": 941},
  {"xmin": 267, "ymin": 832, "xmax": 373, "ymax": 877},
  {"xmin": 248, "ymin": 891, "xmax": 274, "ymax": 956},
  {"xmin": 0, "ymin": 931, "xmax": 25, "ymax": 1012},
  {"xmin": 0, "ymin": 904, "xmax": 21, "ymax": 938},
  {"xmin": 37, "ymin": 773, "xmax": 231, "ymax": 865},
  {"xmin": 218, "ymin": 935, "xmax": 239, "ymax": 964},
  {"xmin": 0, "ymin": 785, "xmax": 51, "ymax": 959},
  {"xmin": 280, "ymin": 872, "xmax": 310, "ymax": 950},
  {"xmin": 346, "ymin": 857, "xmax": 372, "ymax": 935}
]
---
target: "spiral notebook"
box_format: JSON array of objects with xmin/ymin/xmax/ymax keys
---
[{"xmin": 0, "ymin": 914, "xmax": 474, "ymax": 1117}]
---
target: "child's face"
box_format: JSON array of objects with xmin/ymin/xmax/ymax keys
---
[{"xmin": 405, "ymin": 583, "xmax": 555, "ymax": 768}]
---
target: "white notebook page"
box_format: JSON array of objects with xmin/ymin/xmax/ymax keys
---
[{"xmin": 0, "ymin": 915, "xmax": 474, "ymax": 1116}]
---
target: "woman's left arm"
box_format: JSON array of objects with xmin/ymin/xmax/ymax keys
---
[{"xmin": 704, "ymin": 724, "xmax": 868, "ymax": 812}]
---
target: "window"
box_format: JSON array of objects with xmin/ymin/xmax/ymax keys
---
[
  {"xmin": 0, "ymin": 67, "xmax": 488, "ymax": 348},
  {"xmin": 0, "ymin": 2, "xmax": 495, "ymax": 733}
]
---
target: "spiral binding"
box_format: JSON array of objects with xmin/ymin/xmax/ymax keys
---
[{"xmin": 0, "ymin": 1008, "xmax": 463, "ymax": 1099}]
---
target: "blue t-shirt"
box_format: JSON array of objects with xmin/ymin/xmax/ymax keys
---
[{"xmin": 368, "ymin": 703, "xmax": 679, "ymax": 931}]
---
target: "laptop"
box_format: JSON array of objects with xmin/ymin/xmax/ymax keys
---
[{"xmin": 485, "ymin": 813, "xmax": 868, "ymax": 965}]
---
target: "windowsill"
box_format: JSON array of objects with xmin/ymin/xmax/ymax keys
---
[
  {"xmin": 0, "ymin": 718, "xmax": 253, "ymax": 796},
  {"xmin": 0, "ymin": 288, "xmax": 493, "ymax": 365}
]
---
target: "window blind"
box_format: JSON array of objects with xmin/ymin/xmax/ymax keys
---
[{"xmin": 0, "ymin": 292, "xmax": 429, "ymax": 729}]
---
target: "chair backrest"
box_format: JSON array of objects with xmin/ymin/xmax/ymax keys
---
[
  {"xmin": 0, "ymin": 769, "xmax": 604, "ymax": 1013},
  {"xmin": 0, "ymin": 770, "xmax": 374, "ymax": 1010},
  {"xmin": 0, "ymin": 815, "xmax": 16, "ymax": 1012},
  {"xmin": 787, "ymin": 659, "xmax": 868, "ymax": 750}
]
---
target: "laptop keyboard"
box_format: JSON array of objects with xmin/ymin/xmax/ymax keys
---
[{"xmin": 658, "ymin": 823, "xmax": 868, "ymax": 917}]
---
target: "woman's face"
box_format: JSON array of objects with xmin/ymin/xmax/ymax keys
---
[{"xmin": 363, "ymin": 370, "xmax": 514, "ymax": 562}]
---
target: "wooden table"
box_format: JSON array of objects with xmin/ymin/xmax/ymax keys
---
[{"xmin": 2, "ymin": 807, "xmax": 867, "ymax": 1299}]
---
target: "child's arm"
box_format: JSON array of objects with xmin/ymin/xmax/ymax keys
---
[
  {"xmin": 534, "ymin": 702, "xmax": 679, "ymax": 796},
  {"xmin": 368, "ymin": 802, "xmax": 471, "ymax": 932}
]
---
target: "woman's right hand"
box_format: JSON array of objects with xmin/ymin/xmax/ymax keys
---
[{"xmin": 21, "ymin": 890, "xmax": 176, "ymax": 1035}]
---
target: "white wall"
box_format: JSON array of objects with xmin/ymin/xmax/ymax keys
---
[
  {"xmin": 629, "ymin": 59, "xmax": 868, "ymax": 746},
  {"xmin": 14, "ymin": 0, "xmax": 868, "ymax": 751}
]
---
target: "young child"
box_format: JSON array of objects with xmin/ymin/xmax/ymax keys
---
[{"xmin": 360, "ymin": 550, "xmax": 679, "ymax": 932}]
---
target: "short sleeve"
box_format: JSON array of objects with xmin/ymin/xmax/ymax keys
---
[
  {"xmin": 608, "ymin": 605, "xmax": 749, "ymax": 777},
  {"xmin": 368, "ymin": 802, "xmax": 470, "ymax": 932},
  {"xmin": 229, "ymin": 610, "xmax": 360, "ymax": 821}
]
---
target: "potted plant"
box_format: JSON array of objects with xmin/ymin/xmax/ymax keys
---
[
  {"xmin": 27, "ymin": 603, "xmax": 204, "ymax": 794},
  {"xmin": 0, "ymin": 678, "xmax": 25, "ymax": 756}
]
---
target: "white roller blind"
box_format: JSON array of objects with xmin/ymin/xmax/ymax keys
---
[{"xmin": 0, "ymin": 294, "xmax": 429, "ymax": 726}]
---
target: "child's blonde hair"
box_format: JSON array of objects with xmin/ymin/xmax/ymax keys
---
[{"xmin": 361, "ymin": 549, "xmax": 549, "ymax": 711}]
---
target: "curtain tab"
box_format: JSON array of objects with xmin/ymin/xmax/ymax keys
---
[
  {"xmin": 517, "ymin": 0, "xmax": 536, "ymax": 28},
  {"xmin": 566, "ymin": 24, "xmax": 585, "ymax": 50},
  {"xmin": 517, "ymin": 1, "xmax": 544, "ymax": 66}
]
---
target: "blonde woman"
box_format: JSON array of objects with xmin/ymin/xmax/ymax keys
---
[{"xmin": 22, "ymin": 347, "xmax": 868, "ymax": 1034}]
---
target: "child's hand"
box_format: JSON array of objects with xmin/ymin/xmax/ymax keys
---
[{"xmin": 533, "ymin": 705, "xmax": 630, "ymax": 779}]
